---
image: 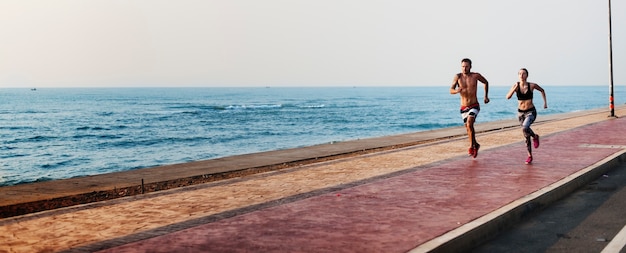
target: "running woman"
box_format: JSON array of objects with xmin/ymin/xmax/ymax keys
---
[{"xmin": 506, "ymin": 68, "xmax": 548, "ymax": 164}]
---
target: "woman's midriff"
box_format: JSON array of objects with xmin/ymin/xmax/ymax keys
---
[{"xmin": 518, "ymin": 99, "xmax": 534, "ymax": 111}]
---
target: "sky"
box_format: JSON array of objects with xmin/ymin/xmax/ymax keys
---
[{"xmin": 0, "ymin": 0, "xmax": 625, "ymax": 88}]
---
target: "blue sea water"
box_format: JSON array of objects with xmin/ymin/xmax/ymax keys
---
[{"xmin": 0, "ymin": 86, "xmax": 624, "ymax": 186}]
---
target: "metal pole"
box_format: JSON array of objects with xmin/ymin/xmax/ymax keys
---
[{"xmin": 608, "ymin": 0, "xmax": 615, "ymax": 117}]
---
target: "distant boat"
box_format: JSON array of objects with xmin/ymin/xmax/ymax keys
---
[{"xmin": 30, "ymin": 88, "xmax": 37, "ymax": 91}]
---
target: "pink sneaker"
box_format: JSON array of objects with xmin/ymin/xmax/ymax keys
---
[
  {"xmin": 525, "ymin": 156, "xmax": 533, "ymax": 164},
  {"xmin": 533, "ymin": 135, "xmax": 540, "ymax": 148}
]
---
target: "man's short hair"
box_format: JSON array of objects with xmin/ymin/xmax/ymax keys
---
[{"xmin": 461, "ymin": 58, "xmax": 472, "ymax": 66}]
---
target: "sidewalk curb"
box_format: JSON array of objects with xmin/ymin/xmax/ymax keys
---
[{"xmin": 412, "ymin": 149, "xmax": 626, "ymax": 252}]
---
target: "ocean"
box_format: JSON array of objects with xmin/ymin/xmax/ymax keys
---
[{"xmin": 1, "ymin": 86, "xmax": 624, "ymax": 186}]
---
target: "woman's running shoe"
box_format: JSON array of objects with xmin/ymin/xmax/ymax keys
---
[{"xmin": 525, "ymin": 156, "xmax": 533, "ymax": 164}]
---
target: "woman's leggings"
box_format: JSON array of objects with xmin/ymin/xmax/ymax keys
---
[{"xmin": 518, "ymin": 107, "xmax": 537, "ymax": 152}]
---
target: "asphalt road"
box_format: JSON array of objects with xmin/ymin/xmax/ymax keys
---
[{"xmin": 472, "ymin": 160, "xmax": 626, "ymax": 253}]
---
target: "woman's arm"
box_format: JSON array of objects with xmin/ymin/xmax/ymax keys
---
[
  {"xmin": 532, "ymin": 83, "xmax": 548, "ymax": 108},
  {"xmin": 505, "ymin": 83, "xmax": 518, "ymax": 100}
]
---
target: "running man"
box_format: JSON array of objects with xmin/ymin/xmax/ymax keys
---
[
  {"xmin": 506, "ymin": 68, "xmax": 547, "ymax": 164},
  {"xmin": 450, "ymin": 58, "xmax": 490, "ymax": 158}
]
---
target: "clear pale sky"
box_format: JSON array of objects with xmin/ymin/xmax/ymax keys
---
[{"xmin": 0, "ymin": 1, "xmax": 624, "ymax": 88}]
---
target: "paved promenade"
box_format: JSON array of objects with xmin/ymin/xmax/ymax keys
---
[{"xmin": 1, "ymin": 106, "xmax": 625, "ymax": 252}]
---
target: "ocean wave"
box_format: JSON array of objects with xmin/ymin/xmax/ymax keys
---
[
  {"xmin": 4, "ymin": 135, "xmax": 60, "ymax": 144},
  {"xmin": 295, "ymin": 104, "xmax": 325, "ymax": 109},
  {"xmin": 76, "ymin": 126, "xmax": 113, "ymax": 131},
  {"xmin": 410, "ymin": 122, "xmax": 459, "ymax": 130},
  {"xmin": 0, "ymin": 176, "xmax": 54, "ymax": 186},
  {"xmin": 166, "ymin": 103, "xmax": 326, "ymax": 113},
  {"xmin": 99, "ymin": 136, "xmax": 217, "ymax": 149},
  {"xmin": 169, "ymin": 105, "xmax": 223, "ymax": 110},
  {"xmin": 0, "ymin": 152, "xmax": 27, "ymax": 159},
  {"xmin": 72, "ymin": 134, "xmax": 122, "ymax": 140},
  {"xmin": 96, "ymin": 112, "xmax": 115, "ymax": 116},
  {"xmin": 41, "ymin": 159, "xmax": 79, "ymax": 169},
  {"xmin": 0, "ymin": 126, "xmax": 37, "ymax": 130},
  {"xmin": 225, "ymin": 104, "xmax": 283, "ymax": 110}
]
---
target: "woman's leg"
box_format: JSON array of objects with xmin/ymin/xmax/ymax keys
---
[{"xmin": 519, "ymin": 110, "xmax": 536, "ymax": 163}]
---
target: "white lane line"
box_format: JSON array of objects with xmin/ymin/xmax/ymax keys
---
[
  {"xmin": 601, "ymin": 224, "xmax": 626, "ymax": 253},
  {"xmin": 580, "ymin": 144, "xmax": 626, "ymax": 149}
]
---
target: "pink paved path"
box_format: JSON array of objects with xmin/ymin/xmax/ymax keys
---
[{"xmin": 91, "ymin": 117, "xmax": 626, "ymax": 252}]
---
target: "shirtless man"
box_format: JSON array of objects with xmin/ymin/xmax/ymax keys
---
[{"xmin": 449, "ymin": 58, "xmax": 490, "ymax": 158}]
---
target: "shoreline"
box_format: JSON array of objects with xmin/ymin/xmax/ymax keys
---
[{"xmin": 2, "ymin": 86, "xmax": 622, "ymax": 187}]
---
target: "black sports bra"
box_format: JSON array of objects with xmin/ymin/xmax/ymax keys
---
[{"xmin": 516, "ymin": 82, "xmax": 533, "ymax": 100}]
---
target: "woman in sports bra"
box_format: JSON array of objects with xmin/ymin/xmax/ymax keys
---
[{"xmin": 506, "ymin": 68, "xmax": 547, "ymax": 164}]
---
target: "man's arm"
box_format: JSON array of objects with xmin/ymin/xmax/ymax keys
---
[
  {"xmin": 450, "ymin": 74, "xmax": 461, "ymax": 94},
  {"xmin": 477, "ymin": 73, "xmax": 490, "ymax": 103}
]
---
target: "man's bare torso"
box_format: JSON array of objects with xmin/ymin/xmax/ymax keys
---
[{"xmin": 454, "ymin": 72, "xmax": 480, "ymax": 106}]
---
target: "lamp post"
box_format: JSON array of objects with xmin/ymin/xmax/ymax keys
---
[{"xmin": 608, "ymin": 0, "xmax": 616, "ymax": 117}]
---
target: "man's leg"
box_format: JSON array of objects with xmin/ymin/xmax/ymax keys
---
[
  {"xmin": 467, "ymin": 116, "xmax": 476, "ymax": 147},
  {"xmin": 462, "ymin": 110, "xmax": 471, "ymax": 155},
  {"xmin": 465, "ymin": 116, "xmax": 479, "ymax": 157}
]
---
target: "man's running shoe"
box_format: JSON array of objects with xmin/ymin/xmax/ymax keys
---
[
  {"xmin": 468, "ymin": 147, "xmax": 474, "ymax": 156},
  {"xmin": 525, "ymin": 156, "xmax": 533, "ymax": 164},
  {"xmin": 533, "ymin": 135, "xmax": 540, "ymax": 148},
  {"xmin": 472, "ymin": 143, "xmax": 480, "ymax": 158}
]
